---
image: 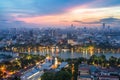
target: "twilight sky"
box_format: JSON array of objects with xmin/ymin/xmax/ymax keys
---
[{"xmin": 0, "ymin": 0, "xmax": 120, "ymax": 28}]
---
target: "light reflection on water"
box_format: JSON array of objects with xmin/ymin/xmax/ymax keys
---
[
  {"xmin": 29, "ymin": 51, "xmax": 120, "ymax": 60},
  {"xmin": 12, "ymin": 45, "xmax": 120, "ymax": 60}
]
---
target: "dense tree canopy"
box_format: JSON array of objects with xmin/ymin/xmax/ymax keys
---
[{"xmin": 41, "ymin": 70, "xmax": 72, "ymax": 80}]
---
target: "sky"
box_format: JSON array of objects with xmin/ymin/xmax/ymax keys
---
[{"xmin": 0, "ymin": 0, "xmax": 120, "ymax": 28}]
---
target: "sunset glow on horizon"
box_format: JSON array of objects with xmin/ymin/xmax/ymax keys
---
[{"xmin": 0, "ymin": 0, "xmax": 120, "ymax": 28}]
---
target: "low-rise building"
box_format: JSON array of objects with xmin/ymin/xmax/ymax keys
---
[
  {"xmin": 78, "ymin": 63, "xmax": 92, "ymax": 80},
  {"xmin": 20, "ymin": 68, "xmax": 43, "ymax": 80},
  {"xmin": 98, "ymin": 75, "xmax": 119, "ymax": 80}
]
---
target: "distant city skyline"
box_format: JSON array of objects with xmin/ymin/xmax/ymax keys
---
[{"xmin": 0, "ymin": 0, "xmax": 120, "ymax": 28}]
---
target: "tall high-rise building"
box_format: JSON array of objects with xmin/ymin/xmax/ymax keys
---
[
  {"xmin": 70, "ymin": 24, "xmax": 75, "ymax": 30},
  {"xmin": 102, "ymin": 23, "xmax": 106, "ymax": 29}
]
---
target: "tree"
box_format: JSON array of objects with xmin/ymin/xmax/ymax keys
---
[
  {"xmin": 13, "ymin": 76, "xmax": 20, "ymax": 80},
  {"xmin": 55, "ymin": 71, "xmax": 72, "ymax": 80},
  {"xmin": 0, "ymin": 70, "xmax": 3, "ymax": 79},
  {"xmin": 109, "ymin": 56, "xmax": 117, "ymax": 67},
  {"xmin": 41, "ymin": 70, "xmax": 72, "ymax": 80},
  {"xmin": 117, "ymin": 58, "xmax": 120, "ymax": 66},
  {"xmin": 88, "ymin": 55, "xmax": 98, "ymax": 65},
  {"xmin": 41, "ymin": 72, "xmax": 55, "ymax": 80},
  {"xmin": 99, "ymin": 55, "xmax": 107, "ymax": 67}
]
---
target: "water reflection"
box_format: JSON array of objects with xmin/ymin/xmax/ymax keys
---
[{"xmin": 11, "ymin": 46, "xmax": 120, "ymax": 60}]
